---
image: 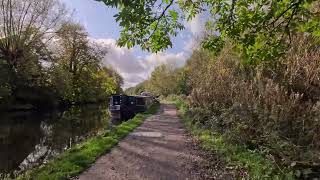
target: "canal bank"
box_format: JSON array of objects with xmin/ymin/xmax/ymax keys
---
[
  {"xmin": 15, "ymin": 103, "xmax": 159, "ymax": 180},
  {"xmin": 0, "ymin": 104, "xmax": 110, "ymax": 177}
]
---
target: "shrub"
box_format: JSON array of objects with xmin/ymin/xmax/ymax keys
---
[{"xmin": 187, "ymin": 36, "xmax": 320, "ymax": 178}]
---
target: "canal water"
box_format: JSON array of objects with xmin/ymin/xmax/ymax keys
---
[{"xmin": 0, "ymin": 103, "xmax": 110, "ymax": 175}]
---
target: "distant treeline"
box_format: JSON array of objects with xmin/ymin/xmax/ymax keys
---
[{"xmin": 0, "ymin": 0, "xmax": 123, "ymax": 110}]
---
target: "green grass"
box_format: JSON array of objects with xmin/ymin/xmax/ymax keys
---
[
  {"xmin": 170, "ymin": 98, "xmax": 294, "ymax": 180},
  {"xmin": 16, "ymin": 103, "xmax": 160, "ymax": 180}
]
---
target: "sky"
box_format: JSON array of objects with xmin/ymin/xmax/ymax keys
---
[{"xmin": 61, "ymin": 0, "xmax": 205, "ymax": 89}]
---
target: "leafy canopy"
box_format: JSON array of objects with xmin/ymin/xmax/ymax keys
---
[
  {"xmin": 98, "ymin": 0, "xmax": 184, "ymax": 52},
  {"xmin": 99, "ymin": 0, "xmax": 320, "ymax": 63}
]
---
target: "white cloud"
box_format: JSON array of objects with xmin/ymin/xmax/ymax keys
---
[
  {"xmin": 183, "ymin": 34, "xmax": 201, "ymax": 51},
  {"xmin": 92, "ymin": 38, "xmax": 188, "ymax": 89},
  {"xmin": 186, "ymin": 14, "xmax": 204, "ymax": 35},
  {"xmin": 184, "ymin": 13, "xmax": 206, "ymax": 51}
]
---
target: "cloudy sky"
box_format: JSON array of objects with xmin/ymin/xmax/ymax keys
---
[{"xmin": 61, "ymin": 0, "xmax": 205, "ymax": 89}]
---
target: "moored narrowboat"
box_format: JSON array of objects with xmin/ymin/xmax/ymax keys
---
[{"xmin": 109, "ymin": 94, "xmax": 156, "ymax": 121}]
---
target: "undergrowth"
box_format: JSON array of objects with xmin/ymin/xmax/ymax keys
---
[
  {"xmin": 15, "ymin": 103, "xmax": 160, "ymax": 180},
  {"xmin": 170, "ymin": 97, "xmax": 294, "ymax": 180}
]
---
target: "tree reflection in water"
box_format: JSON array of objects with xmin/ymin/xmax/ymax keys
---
[{"xmin": 0, "ymin": 104, "xmax": 110, "ymax": 175}]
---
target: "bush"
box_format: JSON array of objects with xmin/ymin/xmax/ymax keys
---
[{"xmin": 187, "ymin": 36, "xmax": 320, "ymax": 178}]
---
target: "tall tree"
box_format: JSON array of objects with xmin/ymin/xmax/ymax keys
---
[
  {"xmin": 146, "ymin": 64, "xmax": 179, "ymax": 96},
  {"xmin": 0, "ymin": 0, "xmax": 67, "ymax": 105},
  {"xmin": 102, "ymin": 66, "xmax": 123, "ymax": 94},
  {"xmin": 53, "ymin": 22, "xmax": 122, "ymax": 102},
  {"xmin": 56, "ymin": 23, "xmax": 98, "ymax": 78},
  {"xmin": 0, "ymin": 0, "xmax": 67, "ymax": 72}
]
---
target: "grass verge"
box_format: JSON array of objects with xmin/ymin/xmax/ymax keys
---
[
  {"xmin": 16, "ymin": 103, "xmax": 160, "ymax": 180},
  {"xmin": 171, "ymin": 98, "xmax": 294, "ymax": 180}
]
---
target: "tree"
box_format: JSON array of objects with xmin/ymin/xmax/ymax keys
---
[
  {"xmin": 56, "ymin": 23, "xmax": 102, "ymax": 78},
  {"xmin": 102, "ymin": 66, "xmax": 123, "ymax": 94},
  {"xmin": 145, "ymin": 64, "xmax": 180, "ymax": 96},
  {"xmin": 199, "ymin": 0, "xmax": 320, "ymax": 63},
  {"xmin": 0, "ymin": 0, "xmax": 67, "ymax": 72},
  {"xmin": 0, "ymin": 0, "xmax": 67, "ymax": 107},
  {"xmin": 52, "ymin": 22, "xmax": 123, "ymax": 103},
  {"xmin": 0, "ymin": 0, "xmax": 124, "ymax": 107},
  {"xmin": 100, "ymin": 0, "xmax": 320, "ymax": 63},
  {"xmin": 97, "ymin": 0, "xmax": 184, "ymax": 52},
  {"xmin": 125, "ymin": 81, "xmax": 148, "ymax": 95}
]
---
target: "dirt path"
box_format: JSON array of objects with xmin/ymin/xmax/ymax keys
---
[{"xmin": 77, "ymin": 104, "xmax": 236, "ymax": 180}]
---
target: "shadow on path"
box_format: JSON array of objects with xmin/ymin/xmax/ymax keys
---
[{"xmin": 77, "ymin": 104, "xmax": 202, "ymax": 180}]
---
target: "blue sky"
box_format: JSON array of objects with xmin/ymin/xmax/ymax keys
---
[{"xmin": 61, "ymin": 0, "xmax": 204, "ymax": 88}]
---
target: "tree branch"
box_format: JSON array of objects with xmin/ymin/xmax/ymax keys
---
[
  {"xmin": 147, "ymin": 0, "xmax": 174, "ymax": 41},
  {"xmin": 227, "ymin": 0, "xmax": 237, "ymax": 24},
  {"xmin": 268, "ymin": 0, "xmax": 302, "ymax": 27}
]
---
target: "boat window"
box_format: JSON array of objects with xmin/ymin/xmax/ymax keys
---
[
  {"xmin": 128, "ymin": 96, "xmax": 136, "ymax": 105},
  {"xmin": 112, "ymin": 96, "xmax": 120, "ymax": 105},
  {"xmin": 136, "ymin": 97, "xmax": 145, "ymax": 105}
]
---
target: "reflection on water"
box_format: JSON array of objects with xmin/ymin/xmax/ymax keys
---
[{"xmin": 0, "ymin": 104, "xmax": 110, "ymax": 175}]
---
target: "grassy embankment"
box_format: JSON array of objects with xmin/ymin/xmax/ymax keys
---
[
  {"xmin": 16, "ymin": 103, "xmax": 160, "ymax": 180},
  {"xmin": 169, "ymin": 98, "xmax": 294, "ymax": 180}
]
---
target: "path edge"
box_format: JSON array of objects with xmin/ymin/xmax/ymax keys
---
[{"xmin": 16, "ymin": 103, "xmax": 160, "ymax": 180}]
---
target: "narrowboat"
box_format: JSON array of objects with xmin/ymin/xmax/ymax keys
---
[{"xmin": 109, "ymin": 94, "xmax": 156, "ymax": 121}]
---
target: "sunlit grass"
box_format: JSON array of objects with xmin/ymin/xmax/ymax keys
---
[
  {"xmin": 17, "ymin": 103, "xmax": 160, "ymax": 180},
  {"xmin": 170, "ymin": 98, "xmax": 294, "ymax": 180}
]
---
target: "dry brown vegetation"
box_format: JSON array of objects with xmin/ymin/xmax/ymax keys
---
[{"xmin": 186, "ymin": 36, "xmax": 320, "ymax": 178}]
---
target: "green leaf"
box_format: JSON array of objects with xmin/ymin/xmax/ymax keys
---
[{"xmin": 169, "ymin": 10, "xmax": 178, "ymax": 21}]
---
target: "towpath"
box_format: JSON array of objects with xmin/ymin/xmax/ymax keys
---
[{"xmin": 77, "ymin": 104, "xmax": 235, "ymax": 180}]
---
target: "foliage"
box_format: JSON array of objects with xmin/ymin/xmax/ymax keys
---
[
  {"xmin": 147, "ymin": 35, "xmax": 320, "ymax": 178},
  {"xmin": 184, "ymin": 37, "xmax": 320, "ymax": 178},
  {"xmin": 145, "ymin": 64, "xmax": 181, "ymax": 96},
  {"xmin": 125, "ymin": 81, "xmax": 147, "ymax": 95},
  {"xmin": 197, "ymin": 0, "xmax": 320, "ymax": 63},
  {"xmin": 102, "ymin": 0, "xmax": 320, "ymax": 178},
  {"xmin": 172, "ymin": 97, "xmax": 294, "ymax": 179},
  {"xmin": 0, "ymin": 63, "xmax": 13, "ymax": 102},
  {"xmin": 98, "ymin": 0, "xmax": 184, "ymax": 52},
  {"xmin": 0, "ymin": 0, "xmax": 67, "ymax": 71},
  {"xmin": 0, "ymin": 0, "xmax": 123, "ymax": 108},
  {"xmin": 51, "ymin": 22, "xmax": 123, "ymax": 104},
  {"xmin": 102, "ymin": 66, "xmax": 124, "ymax": 94},
  {"xmin": 0, "ymin": 0, "xmax": 67, "ymax": 107},
  {"xmin": 16, "ymin": 103, "xmax": 159, "ymax": 180},
  {"xmin": 70, "ymin": 69, "xmax": 117, "ymax": 103},
  {"xmin": 126, "ymin": 64, "xmax": 188, "ymax": 96},
  {"xmin": 101, "ymin": 0, "xmax": 320, "ymax": 63}
]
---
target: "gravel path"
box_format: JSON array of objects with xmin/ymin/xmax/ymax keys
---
[
  {"xmin": 78, "ymin": 104, "xmax": 242, "ymax": 180},
  {"xmin": 77, "ymin": 104, "xmax": 237, "ymax": 180}
]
